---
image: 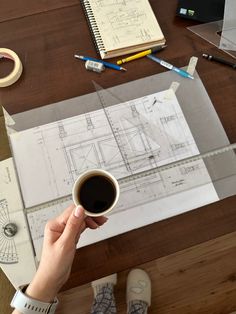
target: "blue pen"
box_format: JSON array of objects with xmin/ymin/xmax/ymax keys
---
[
  {"xmin": 147, "ymin": 54, "xmax": 194, "ymax": 79},
  {"xmin": 74, "ymin": 54, "xmax": 127, "ymax": 72}
]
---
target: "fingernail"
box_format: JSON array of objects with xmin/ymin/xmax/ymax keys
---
[{"xmin": 74, "ymin": 205, "xmax": 83, "ymax": 218}]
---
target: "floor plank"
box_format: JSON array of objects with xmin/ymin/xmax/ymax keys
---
[
  {"xmin": 2, "ymin": 231, "xmax": 236, "ymax": 313},
  {"xmin": 0, "ymin": 270, "xmax": 15, "ymax": 314},
  {"xmin": 57, "ymin": 231, "xmax": 236, "ymax": 314}
]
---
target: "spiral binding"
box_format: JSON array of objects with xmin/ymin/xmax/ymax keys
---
[{"xmin": 81, "ymin": 0, "xmax": 106, "ymax": 56}]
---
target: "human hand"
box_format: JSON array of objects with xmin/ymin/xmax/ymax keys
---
[{"xmin": 25, "ymin": 204, "xmax": 107, "ymax": 302}]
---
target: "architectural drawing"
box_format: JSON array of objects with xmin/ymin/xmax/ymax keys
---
[
  {"xmin": 6, "ymin": 88, "xmax": 220, "ymax": 262},
  {"xmin": 8, "ymin": 88, "xmax": 219, "ymax": 261},
  {"xmin": 27, "ymin": 155, "xmax": 218, "ymax": 261},
  {"xmin": 0, "ymin": 158, "xmax": 36, "ymax": 287},
  {"xmin": 10, "ymin": 89, "xmax": 202, "ymax": 208}
]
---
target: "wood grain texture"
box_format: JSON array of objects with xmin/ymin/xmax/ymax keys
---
[
  {"xmin": 0, "ymin": 1, "xmax": 236, "ymax": 311},
  {"xmin": 0, "ymin": 1, "xmax": 235, "ymax": 144},
  {"xmin": 57, "ymin": 231, "xmax": 236, "ymax": 314},
  {"xmin": 0, "ymin": 0, "xmax": 79, "ymax": 23},
  {"xmin": 0, "ymin": 270, "xmax": 15, "ymax": 314},
  {"xmin": 64, "ymin": 197, "xmax": 236, "ymax": 289}
]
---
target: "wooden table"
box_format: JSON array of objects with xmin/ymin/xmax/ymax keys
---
[{"xmin": 0, "ymin": 0, "xmax": 236, "ymax": 291}]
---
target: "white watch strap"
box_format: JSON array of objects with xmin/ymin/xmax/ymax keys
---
[{"xmin": 10, "ymin": 287, "xmax": 59, "ymax": 314}]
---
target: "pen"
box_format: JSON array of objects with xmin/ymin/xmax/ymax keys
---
[
  {"xmin": 117, "ymin": 45, "xmax": 167, "ymax": 65},
  {"xmin": 147, "ymin": 54, "xmax": 194, "ymax": 79},
  {"xmin": 74, "ymin": 54, "xmax": 127, "ymax": 72},
  {"xmin": 202, "ymin": 53, "xmax": 236, "ymax": 69}
]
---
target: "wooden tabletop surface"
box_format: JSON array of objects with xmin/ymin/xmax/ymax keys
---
[{"xmin": 0, "ymin": 0, "xmax": 236, "ymax": 291}]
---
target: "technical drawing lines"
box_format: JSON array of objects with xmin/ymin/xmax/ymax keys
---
[
  {"xmin": 70, "ymin": 143, "xmax": 101, "ymax": 176},
  {"xmin": 0, "ymin": 199, "xmax": 18, "ymax": 264},
  {"xmin": 0, "ymin": 198, "xmax": 9, "ymax": 225},
  {"xmin": 98, "ymin": 137, "xmax": 123, "ymax": 166},
  {"xmin": 94, "ymin": 0, "xmax": 127, "ymax": 7},
  {"xmin": 10, "ymin": 88, "xmax": 202, "ymax": 208},
  {"xmin": 108, "ymin": 9, "xmax": 147, "ymax": 30}
]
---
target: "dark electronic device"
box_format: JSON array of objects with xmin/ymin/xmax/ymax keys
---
[{"xmin": 176, "ymin": 0, "xmax": 225, "ymax": 22}]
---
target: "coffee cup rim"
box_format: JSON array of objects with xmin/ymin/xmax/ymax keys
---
[{"xmin": 72, "ymin": 169, "xmax": 120, "ymax": 217}]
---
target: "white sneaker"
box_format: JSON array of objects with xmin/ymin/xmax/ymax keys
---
[
  {"xmin": 91, "ymin": 273, "xmax": 117, "ymax": 297},
  {"xmin": 126, "ymin": 269, "xmax": 151, "ymax": 306}
]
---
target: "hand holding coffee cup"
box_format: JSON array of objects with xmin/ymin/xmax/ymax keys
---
[{"xmin": 72, "ymin": 169, "xmax": 120, "ymax": 217}]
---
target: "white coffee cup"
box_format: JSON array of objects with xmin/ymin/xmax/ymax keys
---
[{"xmin": 72, "ymin": 169, "xmax": 120, "ymax": 217}]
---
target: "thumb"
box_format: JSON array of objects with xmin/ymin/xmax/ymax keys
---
[{"xmin": 60, "ymin": 206, "xmax": 85, "ymax": 244}]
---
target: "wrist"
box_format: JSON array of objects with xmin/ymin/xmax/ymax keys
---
[
  {"xmin": 26, "ymin": 277, "xmax": 59, "ymax": 303},
  {"xmin": 11, "ymin": 285, "xmax": 59, "ymax": 314}
]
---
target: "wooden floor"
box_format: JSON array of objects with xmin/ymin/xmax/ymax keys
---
[
  {"xmin": 0, "ymin": 270, "xmax": 15, "ymax": 314},
  {"xmin": 2, "ymin": 230, "xmax": 236, "ymax": 314},
  {"xmin": 56, "ymin": 231, "xmax": 236, "ymax": 314}
]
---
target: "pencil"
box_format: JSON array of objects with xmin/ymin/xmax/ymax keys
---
[
  {"xmin": 117, "ymin": 45, "xmax": 167, "ymax": 65},
  {"xmin": 202, "ymin": 53, "xmax": 236, "ymax": 69},
  {"xmin": 147, "ymin": 54, "xmax": 194, "ymax": 79},
  {"xmin": 75, "ymin": 54, "xmax": 127, "ymax": 71}
]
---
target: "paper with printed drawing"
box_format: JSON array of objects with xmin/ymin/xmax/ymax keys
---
[
  {"xmin": 9, "ymin": 88, "xmax": 219, "ymax": 261},
  {"xmin": 0, "ymin": 158, "xmax": 36, "ymax": 288}
]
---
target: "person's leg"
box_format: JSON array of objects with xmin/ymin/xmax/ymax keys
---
[
  {"xmin": 126, "ymin": 269, "xmax": 151, "ymax": 314},
  {"xmin": 128, "ymin": 300, "xmax": 148, "ymax": 314},
  {"xmin": 90, "ymin": 274, "xmax": 117, "ymax": 314}
]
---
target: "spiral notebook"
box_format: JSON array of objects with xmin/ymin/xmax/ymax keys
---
[{"xmin": 81, "ymin": 0, "xmax": 166, "ymax": 59}]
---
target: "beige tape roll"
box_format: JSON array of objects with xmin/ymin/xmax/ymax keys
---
[{"xmin": 0, "ymin": 48, "xmax": 23, "ymax": 87}]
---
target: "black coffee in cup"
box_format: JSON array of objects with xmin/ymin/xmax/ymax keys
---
[{"xmin": 78, "ymin": 174, "xmax": 116, "ymax": 214}]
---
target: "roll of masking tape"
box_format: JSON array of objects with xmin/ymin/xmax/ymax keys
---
[{"xmin": 0, "ymin": 48, "xmax": 23, "ymax": 87}]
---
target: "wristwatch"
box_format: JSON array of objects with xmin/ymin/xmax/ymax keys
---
[{"xmin": 10, "ymin": 285, "xmax": 59, "ymax": 314}]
